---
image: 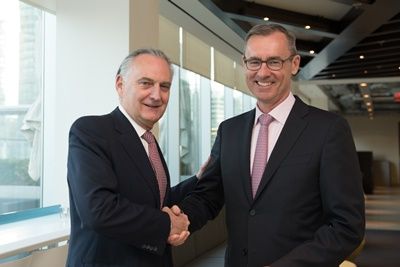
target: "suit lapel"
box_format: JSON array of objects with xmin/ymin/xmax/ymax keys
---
[
  {"xmin": 240, "ymin": 109, "xmax": 257, "ymax": 204},
  {"xmin": 111, "ymin": 108, "xmax": 161, "ymax": 205},
  {"xmin": 253, "ymin": 97, "xmax": 309, "ymax": 200}
]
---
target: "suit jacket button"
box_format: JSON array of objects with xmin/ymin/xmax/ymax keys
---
[
  {"xmin": 242, "ymin": 248, "xmax": 248, "ymax": 256},
  {"xmin": 249, "ymin": 209, "xmax": 256, "ymax": 216}
]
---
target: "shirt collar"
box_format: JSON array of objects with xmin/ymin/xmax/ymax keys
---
[
  {"xmin": 118, "ymin": 105, "xmax": 148, "ymax": 138},
  {"xmin": 254, "ymin": 92, "xmax": 295, "ymax": 126}
]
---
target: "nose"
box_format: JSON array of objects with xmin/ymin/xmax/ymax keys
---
[
  {"xmin": 149, "ymin": 84, "xmax": 161, "ymax": 101},
  {"xmin": 257, "ymin": 62, "xmax": 272, "ymax": 76}
]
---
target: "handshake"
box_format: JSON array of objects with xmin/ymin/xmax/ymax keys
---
[
  {"xmin": 162, "ymin": 205, "xmax": 190, "ymax": 246},
  {"xmin": 161, "ymin": 157, "xmax": 211, "ymax": 246}
]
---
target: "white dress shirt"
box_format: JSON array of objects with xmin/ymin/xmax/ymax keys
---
[{"xmin": 118, "ymin": 105, "xmax": 150, "ymax": 155}]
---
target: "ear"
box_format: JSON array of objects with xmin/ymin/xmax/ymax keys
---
[
  {"xmin": 115, "ymin": 75, "xmax": 124, "ymax": 97},
  {"xmin": 291, "ymin": 55, "xmax": 301, "ymax": 75}
]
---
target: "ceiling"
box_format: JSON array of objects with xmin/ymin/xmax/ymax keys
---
[{"xmin": 170, "ymin": 0, "xmax": 400, "ymax": 117}]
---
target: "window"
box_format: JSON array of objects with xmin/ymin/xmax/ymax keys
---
[
  {"xmin": 0, "ymin": 1, "xmax": 54, "ymax": 215},
  {"xmin": 159, "ymin": 65, "xmax": 255, "ymax": 185},
  {"xmin": 233, "ymin": 89, "xmax": 244, "ymax": 116},
  {"xmin": 210, "ymin": 81, "xmax": 225, "ymax": 146},
  {"xmin": 179, "ymin": 68, "xmax": 201, "ymax": 177}
]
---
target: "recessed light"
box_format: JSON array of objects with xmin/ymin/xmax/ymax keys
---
[
  {"xmin": 305, "ymin": 25, "xmax": 311, "ymax": 29},
  {"xmin": 263, "ymin": 17, "xmax": 269, "ymax": 21},
  {"xmin": 364, "ymin": 70, "xmax": 368, "ymax": 74},
  {"xmin": 309, "ymin": 50, "xmax": 315, "ymax": 54},
  {"xmin": 363, "ymin": 94, "xmax": 370, "ymax": 98},
  {"xmin": 360, "ymin": 82, "xmax": 368, "ymax": 87},
  {"xmin": 359, "ymin": 55, "xmax": 365, "ymax": 59}
]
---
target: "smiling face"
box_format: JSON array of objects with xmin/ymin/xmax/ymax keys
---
[
  {"xmin": 115, "ymin": 54, "xmax": 172, "ymax": 130},
  {"xmin": 244, "ymin": 32, "xmax": 300, "ymax": 113}
]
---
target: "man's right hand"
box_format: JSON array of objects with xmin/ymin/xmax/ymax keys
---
[{"xmin": 162, "ymin": 205, "xmax": 190, "ymax": 246}]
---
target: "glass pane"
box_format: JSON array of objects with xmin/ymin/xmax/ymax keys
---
[
  {"xmin": 233, "ymin": 89, "xmax": 243, "ymax": 116},
  {"xmin": 159, "ymin": 101, "xmax": 168, "ymax": 160},
  {"xmin": 210, "ymin": 81, "xmax": 225, "ymax": 146},
  {"xmin": 179, "ymin": 68, "xmax": 201, "ymax": 177},
  {"xmin": 0, "ymin": 1, "xmax": 44, "ymax": 214}
]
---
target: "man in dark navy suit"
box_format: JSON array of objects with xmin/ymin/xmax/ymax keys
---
[
  {"xmin": 178, "ymin": 24, "xmax": 365, "ymax": 267},
  {"xmin": 66, "ymin": 48, "xmax": 199, "ymax": 266}
]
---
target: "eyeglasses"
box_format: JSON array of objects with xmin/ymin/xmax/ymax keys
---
[{"xmin": 243, "ymin": 55, "xmax": 296, "ymax": 71}]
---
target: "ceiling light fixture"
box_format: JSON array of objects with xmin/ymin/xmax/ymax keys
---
[
  {"xmin": 263, "ymin": 17, "xmax": 269, "ymax": 21},
  {"xmin": 359, "ymin": 55, "xmax": 365, "ymax": 59},
  {"xmin": 305, "ymin": 25, "xmax": 311, "ymax": 29},
  {"xmin": 360, "ymin": 82, "xmax": 368, "ymax": 87},
  {"xmin": 309, "ymin": 50, "xmax": 315, "ymax": 54}
]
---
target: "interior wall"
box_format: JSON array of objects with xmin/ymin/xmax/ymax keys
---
[{"xmin": 346, "ymin": 115, "xmax": 400, "ymax": 185}]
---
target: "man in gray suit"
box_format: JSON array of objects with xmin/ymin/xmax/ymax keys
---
[{"xmin": 176, "ymin": 24, "xmax": 365, "ymax": 267}]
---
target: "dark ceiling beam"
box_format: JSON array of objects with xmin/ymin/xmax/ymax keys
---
[
  {"xmin": 360, "ymin": 31, "xmax": 400, "ymax": 43},
  {"xmin": 347, "ymin": 38, "xmax": 400, "ymax": 52},
  {"xmin": 298, "ymin": 0, "xmax": 400, "ymax": 80},
  {"xmin": 242, "ymin": 3, "xmax": 338, "ymax": 32},
  {"xmin": 300, "ymin": 77, "xmax": 400, "ymax": 86},
  {"xmin": 212, "ymin": 0, "xmax": 339, "ymax": 33},
  {"xmin": 328, "ymin": 0, "xmax": 375, "ymax": 5},
  {"xmin": 225, "ymin": 12, "xmax": 339, "ymax": 39},
  {"xmin": 297, "ymin": 39, "xmax": 331, "ymax": 53},
  {"xmin": 323, "ymin": 59, "xmax": 400, "ymax": 71},
  {"xmin": 199, "ymin": 0, "xmax": 247, "ymax": 39},
  {"xmin": 332, "ymin": 49, "xmax": 400, "ymax": 63},
  {"xmin": 315, "ymin": 71, "xmax": 400, "ymax": 79},
  {"xmin": 209, "ymin": 0, "xmax": 341, "ymax": 38},
  {"xmin": 374, "ymin": 21, "xmax": 400, "ymax": 32},
  {"xmin": 207, "ymin": 0, "xmax": 244, "ymax": 12},
  {"xmin": 315, "ymin": 71, "xmax": 400, "ymax": 80},
  {"xmin": 318, "ymin": 62, "xmax": 400, "ymax": 74}
]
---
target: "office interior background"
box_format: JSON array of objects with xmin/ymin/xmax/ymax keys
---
[{"xmin": 0, "ymin": 0, "xmax": 399, "ymax": 266}]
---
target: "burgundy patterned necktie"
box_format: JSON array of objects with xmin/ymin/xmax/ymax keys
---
[
  {"xmin": 251, "ymin": 114, "xmax": 274, "ymax": 197},
  {"xmin": 142, "ymin": 131, "xmax": 167, "ymax": 207}
]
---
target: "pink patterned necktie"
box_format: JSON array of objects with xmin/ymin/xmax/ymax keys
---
[
  {"xmin": 251, "ymin": 114, "xmax": 274, "ymax": 197},
  {"xmin": 142, "ymin": 131, "xmax": 167, "ymax": 207}
]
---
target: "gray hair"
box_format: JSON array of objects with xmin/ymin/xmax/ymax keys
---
[
  {"xmin": 116, "ymin": 48, "xmax": 174, "ymax": 79},
  {"xmin": 244, "ymin": 24, "xmax": 298, "ymax": 55}
]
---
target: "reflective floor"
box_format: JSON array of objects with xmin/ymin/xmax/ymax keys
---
[{"xmin": 365, "ymin": 186, "xmax": 400, "ymax": 231}]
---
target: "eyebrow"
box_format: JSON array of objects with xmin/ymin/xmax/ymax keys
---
[
  {"xmin": 246, "ymin": 56, "xmax": 283, "ymax": 60},
  {"xmin": 160, "ymin": 81, "xmax": 172, "ymax": 88},
  {"xmin": 138, "ymin": 77, "xmax": 171, "ymax": 87},
  {"xmin": 138, "ymin": 77, "xmax": 154, "ymax": 82}
]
